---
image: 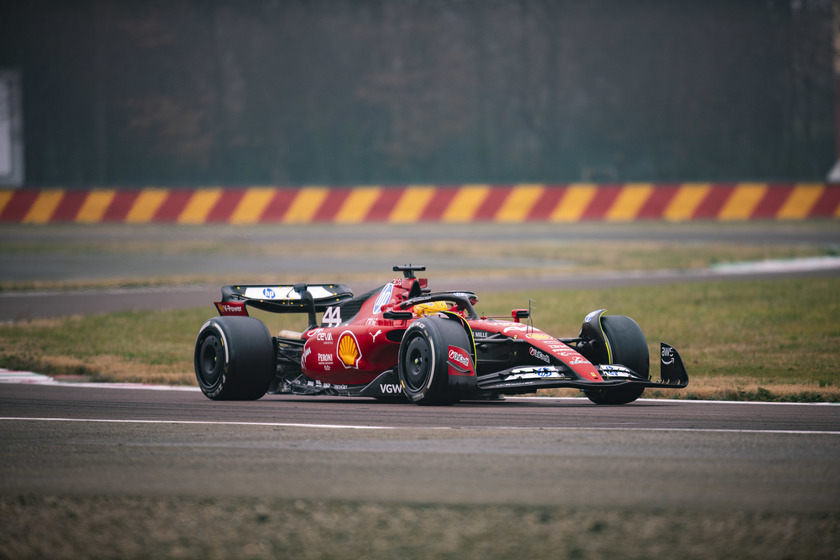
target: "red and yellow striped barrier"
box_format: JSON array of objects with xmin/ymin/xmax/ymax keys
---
[{"xmin": 1, "ymin": 183, "xmax": 838, "ymax": 224}]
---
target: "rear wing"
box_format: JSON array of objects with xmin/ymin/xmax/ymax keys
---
[{"xmin": 216, "ymin": 283, "xmax": 354, "ymax": 325}]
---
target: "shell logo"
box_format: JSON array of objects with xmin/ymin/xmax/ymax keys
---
[
  {"xmin": 526, "ymin": 332, "xmax": 551, "ymax": 340},
  {"xmin": 337, "ymin": 331, "xmax": 362, "ymax": 369}
]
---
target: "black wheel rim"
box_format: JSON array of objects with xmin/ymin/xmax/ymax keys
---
[
  {"xmin": 198, "ymin": 334, "xmax": 224, "ymax": 386},
  {"xmin": 404, "ymin": 336, "xmax": 431, "ymax": 392}
]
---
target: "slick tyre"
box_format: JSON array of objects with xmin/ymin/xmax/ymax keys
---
[
  {"xmin": 398, "ymin": 318, "xmax": 466, "ymax": 405},
  {"xmin": 194, "ymin": 316, "xmax": 275, "ymax": 400},
  {"xmin": 584, "ymin": 315, "xmax": 649, "ymax": 405}
]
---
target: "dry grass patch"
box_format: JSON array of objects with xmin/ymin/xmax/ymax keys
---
[
  {"xmin": 3, "ymin": 496, "xmax": 838, "ymax": 560},
  {"xmin": 3, "ymin": 222, "xmax": 837, "ymax": 292}
]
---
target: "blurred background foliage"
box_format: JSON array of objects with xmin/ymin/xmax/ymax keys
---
[{"xmin": 0, "ymin": 0, "xmax": 835, "ymax": 187}]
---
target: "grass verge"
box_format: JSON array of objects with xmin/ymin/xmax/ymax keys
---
[{"xmin": 0, "ymin": 276, "xmax": 837, "ymax": 401}]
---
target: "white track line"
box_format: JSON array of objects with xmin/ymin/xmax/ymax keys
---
[
  {"xmin": 0, "ymin": 369, "xmax": 199, "ymax": 391},
  {"xmin": 1, "ymin": 417, "xmax": 838, "ymax": 435},
  {"xmin": 710, "ymin": 255, "xmax": 840, "ymax": 274}
]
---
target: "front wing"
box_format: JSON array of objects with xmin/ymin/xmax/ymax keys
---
[{"xmin": 475, "ymin": 342, "xmax": 688, "ymax": 394}]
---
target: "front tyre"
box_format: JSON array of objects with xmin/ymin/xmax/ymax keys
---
[
  {"xmin": 584, "ymin": 315, "xmax": 649, "ymax": 405},
  {"xmin": 398, "ymin": 318, "xmax": 467, "ymax": 405},
  {"xmin": 194, "ymin": 316, "xmax": 275, "ymax": 400}
]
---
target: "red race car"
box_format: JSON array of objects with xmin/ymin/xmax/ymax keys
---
[{"xmin": 194, "ymin": 265, "xmax": 688, "ymax": 405}]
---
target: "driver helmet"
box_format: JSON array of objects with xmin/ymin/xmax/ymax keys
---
[{"xmin": 413, "ymin": 301, "xmax": 449, "ymax": 317}]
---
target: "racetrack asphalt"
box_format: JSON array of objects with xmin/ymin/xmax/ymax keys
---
[{"xmin": 2, "ymin": 381, "xmax": 839, "ymax": 512}]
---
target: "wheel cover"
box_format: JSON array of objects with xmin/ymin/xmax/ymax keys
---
[
  {"xmin": 198, "ymin": 334, "xmax": 225, "ymax": 386},
  {"xmin": 403, "ymin": 336, "xmax": 432, "ymax": 392}
]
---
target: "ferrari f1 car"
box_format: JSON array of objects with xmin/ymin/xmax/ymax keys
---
[{"xmin": 194, "ymin": 265, "xmax": 688, "ymax": 405}]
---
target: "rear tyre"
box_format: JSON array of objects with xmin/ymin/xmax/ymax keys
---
[
  {"xmin": 398, "ymin": 318, "xmax": 467, "ymax": 405},
  {"xmin": 194, "ymin": 316, "xmax": 275, "ymax": 400},
  {"xmin": 584, "ymin": 315, "xmax": 649, "ymax": 405}
]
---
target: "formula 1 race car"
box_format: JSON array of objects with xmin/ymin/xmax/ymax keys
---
[{"xmin": 194, "ymin": 265, "xmax": 688, "ymax": 405}]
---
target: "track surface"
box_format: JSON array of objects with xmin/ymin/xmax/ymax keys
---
[{"xmin": 2, "ymin": 382, "xmax": 839, "ymax": 512}]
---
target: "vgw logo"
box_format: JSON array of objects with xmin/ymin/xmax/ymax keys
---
[{"xmin": 379, "ymin": 384, "xmax": 402, "ymax": 394}]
